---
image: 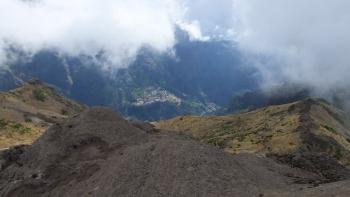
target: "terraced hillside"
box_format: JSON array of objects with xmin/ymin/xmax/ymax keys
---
[
  {"xmin": 0, "ymin": 80, "xmax": 85, "ymax": 148},
  {"xmin": 156, "ymin": 98, "xmax": 350, "ymax": 165}
]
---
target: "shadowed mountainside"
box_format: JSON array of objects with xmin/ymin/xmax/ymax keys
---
[{"xmin": 0, "ymin": 29, "xmax": 257, "ymax": 121}]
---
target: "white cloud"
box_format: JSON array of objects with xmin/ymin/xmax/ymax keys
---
[
  {"xmin": 232, "ymin": 0, "xmax": 350, "ymax": 91},
  {"xmin": 3, "ymin": 0, "xmax": 349, "ymax": 96},
  {"xmin": 0, "ymin": 0, "xmax": 239, "ymax": 68},
  {"xmin": 178, "ymin": 20, "xmax": 209, "ymax": 41},
  {"xmin": 0, "ymin": 0, "xmax": 183, "ymax": 68},
  {"xmin": 180, "ymin": 0, "xmax": 235, "ymax": 39}
]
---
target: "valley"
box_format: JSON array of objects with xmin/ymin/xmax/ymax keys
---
[
  {"xmin": 1, "ymin": 0, "xmax": 349, "ymax": 196},
  {"xmin": 0, "ymin": 32, "xmax": 257, "ymax": 121},
  {"xmin": 1, "ymin": 83, "xmax": 350, "ymax": 196}
]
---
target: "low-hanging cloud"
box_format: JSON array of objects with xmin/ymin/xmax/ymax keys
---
[
  {"xmin": 2, "ymin": 0, "xmax": 350, "ymax": 95},
  {"xmin": 232, "ymin": 0, "xmax": 350, "ymax": 93},
  {"xmin": 0, "ymin": 0, "xmax": 185, "ymax": 68},
  {"xmin": 0, "ymin": 0, "xmax": 238, "ymax": 69}
]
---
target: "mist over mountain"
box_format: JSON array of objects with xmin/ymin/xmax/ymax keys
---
[
  {"xmin": 0, "ymin": 0, "xmax": 350, "ymax": 119},
  {"xmin": 2, "ymin": 1, "xmax": 350, "ymax": 196},
  {"xmin": 0, "ymin": 29, "xmax": 258, "ymax": 120}
]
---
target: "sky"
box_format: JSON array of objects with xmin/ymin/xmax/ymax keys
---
[{"xmin": 1, "ymin": 0, "xmax": 350, "ymax": 92}]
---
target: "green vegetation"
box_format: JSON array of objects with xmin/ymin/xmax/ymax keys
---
[
  {"xmin": 10, "ymin": 123, "xmax": 32, "ymax": 134},
  {"xmin": 0, "ymin": 119, "xmax": 31, "ymax": 135},
  {"xmin": 323, "ymin": 125, "xmax": 337, "ymax": 134},
  {"xmin": 33, "ymin": 88, "xmax": 46, "ymax": 101}
]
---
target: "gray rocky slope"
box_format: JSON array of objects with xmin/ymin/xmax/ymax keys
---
[{"xmin": 1, "ymin": 108, "xmax": 350, "ymax": 196}]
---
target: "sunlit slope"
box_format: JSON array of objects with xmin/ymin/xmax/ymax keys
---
[
  {"xmin": 0, "ymin": 80, "xmax": 85, "ymax": 148},
  {"xmin": 156, "ymin": 98, "xmax": 350, "ymax": 165}
]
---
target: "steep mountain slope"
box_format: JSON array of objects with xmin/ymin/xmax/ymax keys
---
[
  {"xmin": 0, "ymin": 80, "xmax": 85, "ymax": 148},
  {"xmin": 156, "ymin": 98, "xmax": 350, "ymax": 165},
  {"xmin": 1, "ymin": 107, "xmax": 350, "ymax": 196},
  {"xmin": 0, "ymin": 30, "xmax": 257, "ymax": 120}
]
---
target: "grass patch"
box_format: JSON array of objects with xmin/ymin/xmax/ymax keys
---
[
  {"xmin": 10, "ymin": 123, "xmax": 31, "ymax": 134},
  {"xmin": 1, "ymin": 121, "xmax": 33, "ymax": 135}
]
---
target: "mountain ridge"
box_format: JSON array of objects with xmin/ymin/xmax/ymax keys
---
[
  {"xmin": 156, "ymin": 98, "xmax": 350, "ymax": 165},
  {"xmin": 1, "ymin": 107, "xmax": 350, "ymax": 196}
]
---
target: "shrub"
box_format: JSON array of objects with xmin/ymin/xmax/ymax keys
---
[
  {"xmin": 11, "ymin": 123, "xmax": 23, "ymax": 130},
  {"xmin": 322, "ymin": 125, "xmax": 337, "ymax": 134},
  {"xmin": 335, "ymin": 149, "xmax": 344, "ymax": 159},
  {"xmin": 33, "ymin": 89, "xmax": 46, "ymax": 101},
  {"xmin": 61, "ymin": 109, "xmax": 68, "ymax": 115},
  {"xmin": 206, "ymin": 137, "xmax": 226, "ymax": 148}
]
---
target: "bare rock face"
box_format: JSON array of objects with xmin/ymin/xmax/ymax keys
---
[{"xmin": 1, "ymin": 107, "xmax": 350, "ymax": 197}]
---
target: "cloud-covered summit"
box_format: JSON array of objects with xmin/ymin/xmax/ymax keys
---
[
  {"xmin": 1, "ymin": 0, "xmax": 350, "ymax": 95},
  {"xmin": 0, "ymin": 0, "xmax": 236, "ymax": 68},
  {"xmin": 0, "ymin": 0, "xmax": 181, "ymax": 67}
]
